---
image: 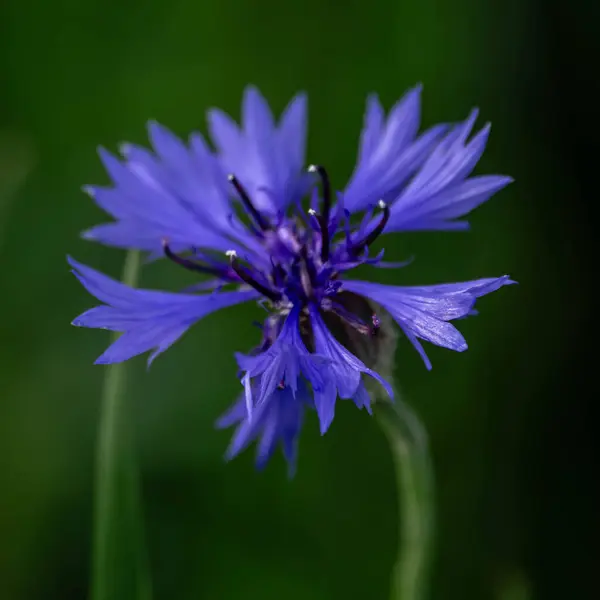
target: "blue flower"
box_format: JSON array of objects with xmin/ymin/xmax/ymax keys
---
[{"xmin": 71, "ymin": 85, "xmax": 514, "ymax": 473}]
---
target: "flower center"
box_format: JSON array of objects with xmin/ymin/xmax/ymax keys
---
[{"xmin": 162, "ymin": 166, "xmax": 389, "ymax": 335}]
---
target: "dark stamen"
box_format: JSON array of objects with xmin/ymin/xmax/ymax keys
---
[
  {"xmin": 327, "ymin": 302, "xmax": 372, "ymax": 335},
  {"xmin": 227, "ymin": 250, "xmax": 282, "ymax": 302},
  {"xmin": 308, "ymin": 164, "xmax": 332, "ymax": 262},
  {"xmin": 163, "ymin": 240, "xmax": 225, "ymax": 277},
  {"xmin": 351, "ymin": 200, "xmax": 390, "ymax": 255},
  {"xmin": 228, "ymin": 174, "xmax": 270, "ymax": 231}
]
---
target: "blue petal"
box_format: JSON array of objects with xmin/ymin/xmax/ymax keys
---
[
  {"xmin": 343, "ymin": 86, "xmax": 448, "ymax": 212},
  {"xmin": 217, "ymin": 382, "xmax": 310, "ymax": 477},
  {"xmin": 69, "ymin": 257, "xmax": 259, "ymax": 365},
  {"xmin": 208, "ymin": 86, "xmax": 308, "ymax": 214},
  {"xmin": 352, "ymin": 382, "xmax": 373, "ymax": 415},
  {"xmin": 309, "ymin": 307, "xmax": 392, "ymax": 401},
  {"xmin": 310, "ymin": 378, "xmax": 338, "ymax": 436},
  {"xmin": 406, "ymin": 276, "xmax": 517, "ymax": 298},
  {"xmin": 235, "ymin": 306, "xmax": 328, "ymax": 408},
  {"xmin": 413, "ymin": 176, "xmax": 514, "ymax": 222},
  {"xmin": 384, "ymin": 111, "xmax": 513, "ymax": 231},
  {"xmin": 85, "ymin": 133, "xmax": 259, "ymax": 256},
  {"xmin": 96, "ymin": 323, "xmax": 190, "ymax": 365},
  {"xmin": 278, "ymin": 92, "xmax": 308, "ymax": 174},
  {"xmin": 235, "ymin": 307, "xmax": 333, "ymax": 432},
  {"xmin": 215, "ymin": 396, "xmax": 248, "ymax": 429},
  {"xmin": 243, "ymin": 86, "xmax": 276, "ymax": 134},
  {"xmin": 356, "ymin": 94, "xmax": 385, "ymax": 164},
  {"xmin": 342, "ymin": 276, "xmax": 514, "ymax": 369}
]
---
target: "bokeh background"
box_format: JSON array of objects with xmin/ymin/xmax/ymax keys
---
[{"xmin": 0, "ymin": 0, "xmax": 596, "ymax": 599}]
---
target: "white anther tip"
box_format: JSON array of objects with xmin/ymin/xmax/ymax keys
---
[
  {"xmin": 307, "ymin": 164, "xmax": 317, "ymax": 173},
  {"xmin": 227, "ymin": 173, "xmax": 235, "ymax": 182},
  {"xmin": 308, "ymin": 208, "xmax": 317, "ymax": 215},
  {"xmin": 225, "ymin": 249, "xmax": 237, "ymax": 258},
  {"xmin": 377, "ymin": 199, "xmax": 387, "ymax": 209}
]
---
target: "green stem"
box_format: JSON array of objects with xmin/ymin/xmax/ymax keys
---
[
  {"xmin": 375, "ymin": 398, "xmax": 435, "ymax": 600},
  {"xmin": 91, "ymin": 251, "xmax": 152, "ymax": 600}
]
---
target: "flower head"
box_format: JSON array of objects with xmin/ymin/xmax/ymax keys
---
[{"xmin": 71, "ymin": 86, "xmax": 515, "ymax": 473}]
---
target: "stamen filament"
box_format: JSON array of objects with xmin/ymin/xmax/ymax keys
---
[
  {"xmin": 162, "ymin": 240, "xmax": 226, "ymax": 277},
  {"xmin": 327, "ymin": 301, "xmax": 372, "ymax": 335},
  {"xmin": 308, "ymin": 165, "xmax": 332, "ymax": 262},
  {"xmin": 228, "ymin": 174, "xmax": 270, "ymax": 232},
  {"xmin": 351, "ymin": 200, "xmax": 390, "ymax": 255},
  {"xmin": 227, "ymin": 250, "xmax": 282, "ymax": 302}
]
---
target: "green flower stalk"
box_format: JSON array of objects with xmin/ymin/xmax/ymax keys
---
[{"xmin": 91, "ymin": 251, "xmax": 152, "ymax": 600}]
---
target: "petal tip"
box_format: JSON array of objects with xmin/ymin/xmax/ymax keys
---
[
  {"xmin": 244, "ymin": 84, "xmax": 261, "ymax": 98},
  {"xmin": 66, "ymin": 255, "xmax": 81, "ymax": 270},
  {"xmin": 97, "ymin": 146, "xmax": 113, "ymax": 162},
  {"xmin": 118, "ymin": 142, "xmax": 133, "ymax": 157},
  {"xmin": 411, "ymin": 82, "xmax": 424, "ymax": 96},
  {"xmin": 82, "ymin": 184, "xmax": 96, "ymax": 198}
]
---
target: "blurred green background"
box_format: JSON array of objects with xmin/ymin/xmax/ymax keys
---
[{"xmin": 0, "ymin": 0, "xmax": 595, "ymax": 599}]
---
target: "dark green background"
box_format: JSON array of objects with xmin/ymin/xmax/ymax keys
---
[{"xmin": 0, "ymin": 1, "xmax": 595, "ymax": 599}]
